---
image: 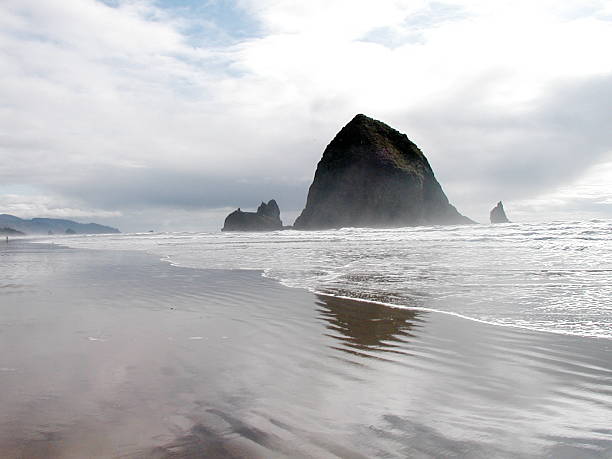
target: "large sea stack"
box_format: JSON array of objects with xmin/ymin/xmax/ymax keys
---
[
  {"xmin": 490, "ymin": 201, "xmax": 510, "ymax": 223},
  {"xmin": 294, "ymin": 114, "xmax": 473, "ymax": 229},
  {"xmin": 222, "ymin": 200, "xmax": 283, "ymax": 231}
]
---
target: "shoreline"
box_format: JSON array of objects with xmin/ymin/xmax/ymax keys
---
[
  {"xmin": 28, "ymin": 221, "xmax": 612, "ymax": 341},
  {"xmin": 8, "ymin": 237, "xmax": 612, "ymax": 344},
  {"xmin": 108, "ymin": 240, "xmax": 612, "ymax": 342},
  {"xmin": 18, "ymin": 238, "xmax": 612, "ymax": 342},
  {"xmin": 1, "ymin": 241, "xmax": 611, "ymax": 458},
  {"xmin": 304, "ymin": 290, "xmax": 612, "ymax": 341}
]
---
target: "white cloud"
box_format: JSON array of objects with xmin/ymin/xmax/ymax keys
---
[
  {"xmin": 0, "ymin": 193, "xmax": 121, "ymax": 219},
  {"xmin": 509, "ymin": 154, "xmax": 612, "ymax": 221},
  {"xmin": 1, "ymin": 0, "xmax": 612, "ymax": 229}
]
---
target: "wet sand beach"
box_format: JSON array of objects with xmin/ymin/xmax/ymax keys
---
[{"xmin": 1, "ymin": 241, "xmax": 611, "ymax": 458}]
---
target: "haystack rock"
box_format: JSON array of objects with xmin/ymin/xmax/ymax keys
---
[
  {"xmin": 294, "ymin": 114, "xmax": 473, "ymax": 229},
  {"xmin": 490, "ymin": 201, "xmax": 510, "ymax": 223},
  {"xmin": 222, "ymin": 200, "xmax": 283, "ymax": 231}
]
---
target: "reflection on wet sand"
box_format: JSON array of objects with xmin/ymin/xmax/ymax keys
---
[
  {"xmin": 2, "ymin": 242, "xmax": 612, "ymax": 458},
  {"xmin": 145, "ymin": 407, "xmax": 374, "ymax": 459},
  {"xmin": 145, "ymin": 412, "xmax": 271, "ymax": 459},
  {"xmin": 315, "ymin": 294, "xmax": 423, "ymax": 355}
]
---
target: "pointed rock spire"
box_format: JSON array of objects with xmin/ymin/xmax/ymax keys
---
[{"xmin": 490, "ymin": 201, "xmax": 510, "ymax": 223}]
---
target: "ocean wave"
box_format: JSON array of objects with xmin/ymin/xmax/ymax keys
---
[{"xmin": 38, "ymin": 220, "xmax": 612, "ymax": 339}]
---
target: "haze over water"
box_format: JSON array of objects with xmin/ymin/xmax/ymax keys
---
[{"xmin": 46, "ymin": 219, "xmax": 612, "ymax": 339}]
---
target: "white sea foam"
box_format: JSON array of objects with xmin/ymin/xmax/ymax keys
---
[{"xmin": 38, "ymin": 220, "xmax": 612, "ymax": 338}]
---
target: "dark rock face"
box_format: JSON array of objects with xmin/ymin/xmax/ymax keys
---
[
  {"xmin": 222, "ymin": 200, "xmax": 283, "ymax": 232},
  {"xmin": 294, "ymin": 114, "xmax": 473, "ymax": 229},
  {"xmin": 490, "ymin": 201, "xmax": 510, "ymax": 223}
]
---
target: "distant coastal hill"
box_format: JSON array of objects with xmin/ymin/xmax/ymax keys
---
[
  {"xmin": 1, "ymin": 227, "xmax": 25, "ymax": 236},
  {"xmin": 0, "ymin": 214, "xmax": 120, "ymax": 235}
]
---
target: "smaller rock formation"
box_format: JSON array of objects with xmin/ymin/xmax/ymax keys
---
[
  {"xmin": 65, "ymin": 228, "xmax": 76, "ymax": 234},
  {"xmin": 222, "ymin": 200, "xmax": 283, "ymax": 232},
  {"xmin": 490, "ymin": 201, "xmax": 510, "ymax": 223}
]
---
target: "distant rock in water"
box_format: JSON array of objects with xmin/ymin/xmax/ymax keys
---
[
  {"xmin": 0, "ymin": 214, "xmax": 120, "ymax": 235},
  {"xmin": 294, "ymin": 114, "xmax": 473, "ymax": 229},
  {"xmin": 65, "ymin": 228, "xmax": 76, "ymax": 234},
  {"xmin": 222, "ymin": 200, "xmax": 283, "ymax": 232},
  {"xmin": 490, "ymin": 201, "xmax": 510, "ymax": 223}
]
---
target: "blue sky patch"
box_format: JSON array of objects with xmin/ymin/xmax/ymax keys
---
[{"xmin": 154, "ymin": 0, "xmax": 262, "ymax": 46}]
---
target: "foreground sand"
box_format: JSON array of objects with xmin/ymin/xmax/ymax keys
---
[{"xmin": 0, "ymin": 241, "xmax": 611, "ymax": 458}]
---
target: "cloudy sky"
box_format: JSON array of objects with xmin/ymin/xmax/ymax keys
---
[{"xmin": 1, "ymin": 0, "xmax": 611, "ymax": 231}]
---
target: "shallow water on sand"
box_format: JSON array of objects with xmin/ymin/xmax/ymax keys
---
[
  {"xmin": 44, "ymin": 219, "xmax": 612, "ymax": 339},
  {"xmin": 1, "ymin": 242, "xmax": 611, "ymax": 458}
]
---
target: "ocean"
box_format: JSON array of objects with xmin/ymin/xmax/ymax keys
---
[
  {"xmin": 46, "ymin": 219, "xmax": 612, "ymax": 339},
  {"xmin": 1, "ymin": 221, "xmax": 611, "ymax": 458}
]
